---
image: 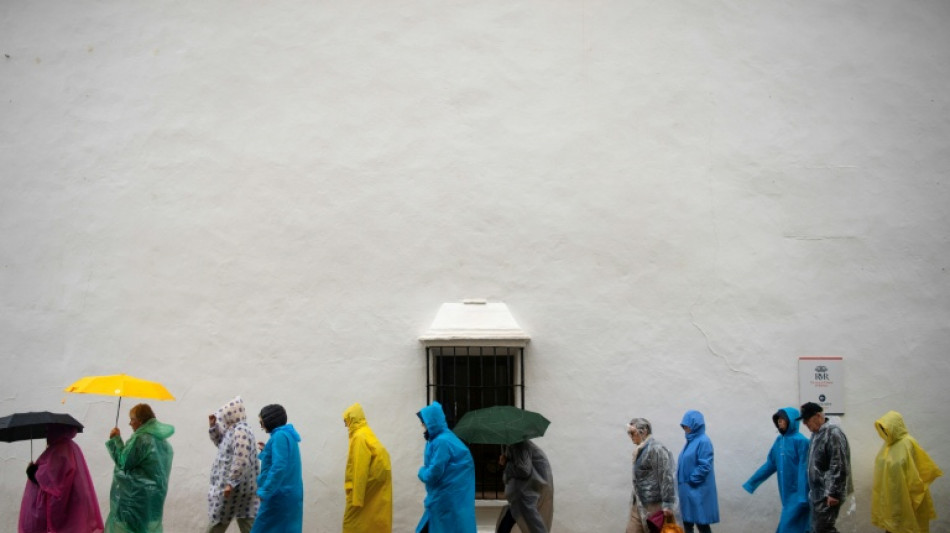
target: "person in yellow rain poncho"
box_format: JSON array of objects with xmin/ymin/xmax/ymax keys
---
[
  {"xmin": 343, "ymin": 403, "xmax": 393, "ymax": 533},
  {"xmin": 871, "ymin": 411, "xmax": 942, "ymax": 533}
]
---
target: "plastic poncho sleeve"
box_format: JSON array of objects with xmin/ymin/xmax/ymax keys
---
[
  {"xmin": 687, "ymin": 438, "xmax": 715, "ymax": 486},
  {"xmin": 228, "ymin": 424, "xmax": 256, "ymax": 487},
  {"xmin": 743, "ymin": 448, "xmax": 777, "ymax": 494},
  {"xmin": 348, "ymin": 434, "xmax": 372, "ymax": 507},
  {"xmin": 257, "ymin": 432, "xmax": 292, "ymax": 500},
  {"xmin": 821, "ymin": 430, "xmax": 850, "ymax": 500},
  {"xmin": 418, "ymin": 440, "xmax": 451, "ymax": 484}
]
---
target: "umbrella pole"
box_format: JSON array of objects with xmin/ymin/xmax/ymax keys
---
[{"xmin": 115, "ymin": 396, "xmax": 122, "ymax": 428}]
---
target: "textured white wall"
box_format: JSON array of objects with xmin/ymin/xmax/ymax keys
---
[{"xmin": 2, "ymin": 2, "xmax": 949, "ymax": 532}]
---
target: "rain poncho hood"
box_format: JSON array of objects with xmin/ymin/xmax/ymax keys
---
[
  {"xmin": 871, "ymin": 411, "xmax": 942, "ymax": 533},
  {"xmin": 742, "ymin": 407, "xmax": 811, "ymax": 533},
  {"xmin": 806, "ymin": 416, "xmax": 852, "ymax": 504},
  {"xmin": 252, "ymin": 423, "xmax": 303, "ymax": 533},
  {"xmin": 415, "ymin": 402, "xmax": 476, "ymax": 533},
  {"xmin": 105, "ymin": 417, "xmax": 175, "ymax": 533},
  {"xmin": 677, "ymin": 410, "xmax": 720, "ymax": 525},
  {"xmin": 343, "ymin": 403, "xmax": 393, "ymax": 533},
  {"xmin": 208, "ymin": 396, "xmax": 259, "ymax": 526},
  {"xmin": 19, "ymin": 425, "xmax": 104, "ymax": 533},
  {"xmin": 502, "ymin": 440, "xmax": 554, "ymax": 533}
]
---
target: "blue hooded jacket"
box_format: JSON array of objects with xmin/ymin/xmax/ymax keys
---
[
  {"xmin": 742, "ymin": 407, "xmax": 810, "ymax": 533},
  {"xmin": 677, "ymin": 410, "xmax": 720, "ymax": 525},
  {"xmin": 252, "ymin": 424, "xmax": 303, "ymax": 533},
  {"xmin": 415, "ymin": 402, "xmax": 476, "ymax": 533}
]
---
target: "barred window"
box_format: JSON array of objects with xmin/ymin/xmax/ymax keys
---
[{"xmin": 425, "ymin": 345, "xmax": 524, "ymax": 499}]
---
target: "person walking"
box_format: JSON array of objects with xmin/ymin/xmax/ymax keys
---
[
  {"xmin": 742, "ymin": 407, "xmax": 810, "ymax": 533},
  {"xmin": 105, "ymin": 403, "xmax": 175, "ymax": 533},
  {"xmin": 342, "ymin": 402, "xmax": 393, "ymax": 533},
  {"xmin": 799, "ymin": 402, "xmax": 852, "ymax": 533},
  {"xmin": 677, "ymin": 410, "xmax": 719, "ymax": 533},
  {"xmin": 251, "ymin": 404, "xmax": 303, "ymax": 533},
  {"xmin": 871, "ymin": 410, "xmax": 942, "ymax": 533},
  {"xmin": 496, "ymin": 439, "xmax": 554, "ymax": 533},
  {"xmin": 207, "ymin": 396, "xmax": 259, "ymax": 533},
  {"xmin": 415, "ymin": 401, "xmax": 476, "ymax": 533},
  {"xmin": 626, "ymin": 418, "xmax": 676, "ymax": 533},
  {"xmin": 19, "ymin": 423, "xmax": 103, "ymax": 533}
]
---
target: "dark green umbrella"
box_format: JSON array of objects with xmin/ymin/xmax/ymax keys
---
[{"xmin": 452, "ymin": 405, "xmax": 550, "ymax": 445}]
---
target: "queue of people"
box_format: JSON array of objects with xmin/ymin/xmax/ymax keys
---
[{"xmin": 15, "ymin": 399, "xmax": 942, "ymax": 533}]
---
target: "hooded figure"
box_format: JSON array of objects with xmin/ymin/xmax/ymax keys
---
[
  {"xmin": 677, "ymin": 410, "xmax": 720, "ymax": 532},
  {"xmin": 871, "ymin": 411, "xmax": 942, "ymax": 533},
  {"xmin": 105, "ymin": 404, "xmax": 175, "ymax": 533},
  {"xmin": 343, "ymin": 403, "xmax": 393, "ymax": 533},
  {"xmin": 251, "ymin": 404, "xmax": 303, "ymax": 533},
  {"xmin": 415, "ymin": 402, "xmax": 476, "ymax": 533},
  {"xmin": 208, "ymin": 396, "xmax": 259, "ymax": 533},
  {"xmin": 498, "ymin": 439, "xmax": 554, "ymax": 533},
  {"xmin": 19, "ymin": 424, "xmax": 104, "ymax": 533},
  {"xmin": 742, "ymin": 407, "xmax": 810, "ymax": 533}
]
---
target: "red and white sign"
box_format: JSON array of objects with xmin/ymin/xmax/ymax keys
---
[{"xmin": 798, "ymin": 356, "xmax": 844, "ymax": 415}]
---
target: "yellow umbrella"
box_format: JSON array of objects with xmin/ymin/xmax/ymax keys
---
[{"xmin": 65, "ymin": 374, "xmax": 175, "ymax": 427}]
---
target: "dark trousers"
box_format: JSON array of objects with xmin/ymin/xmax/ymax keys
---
[
  {"xmin": 811, "ymin": 500, "xmax": 842, "ymax": 533},
  {"xmin": 496, "ymin": 508, "xmax": 518, "ymax": 533},
  {"xmin": 683, "ymin": 523, "xmax": 712, "ymax": 533}
]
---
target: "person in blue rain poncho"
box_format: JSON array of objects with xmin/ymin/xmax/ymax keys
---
[
  {"xmin": 677, "ymin": 410, "xmax": 720, "ymax": 533},
  {"xmin": 742, "ymin": 407, "xmax": 810, "ymax": 533},
  {"xmin": 415, "ymin": 402, "xmax": 476, "ymax": 533},
  {"xmin": 251, "ymin": 404, "xmax": 303, "ymax": 533}
]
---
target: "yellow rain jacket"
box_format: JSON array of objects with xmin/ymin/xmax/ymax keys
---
[
  {"xmin": 343, "ymin": 403, "xmax": 393, "ymax": 533},
  {"xmin": 871, "ymin": 411, "xmax": 942, "ymax": 533}
]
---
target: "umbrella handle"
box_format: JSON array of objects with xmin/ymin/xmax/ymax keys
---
[{"xmin": 115, "ymin": 397, "xmax": 122, "ymax": 428}]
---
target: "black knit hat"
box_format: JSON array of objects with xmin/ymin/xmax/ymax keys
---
[{"xmin": 260, "ymin": 404, "xmax": 288, "ymax": 433}]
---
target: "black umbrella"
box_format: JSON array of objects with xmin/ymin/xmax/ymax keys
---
[{"xmin": 0, "ymin": 411, "xmax": 84, "ymax": 460}]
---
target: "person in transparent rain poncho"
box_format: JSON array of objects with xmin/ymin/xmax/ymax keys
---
[
  {"xmin": 207, "ymin": 396, "xmax": 260, "ymax": 533},
  {"xmin": 800, "ymin": 402, "xmax": 852, "ymax": 533},
  {"xmin": 626, "ymin": 418, "xmax": 676, "ymax": 533},
  {"xmin": 495, "ymin": 439, "xmax": 554, "ymax": 533}
]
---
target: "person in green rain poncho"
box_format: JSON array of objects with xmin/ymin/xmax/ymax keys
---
[{"xmin": 105, "ymin": 403, "xmax": 175, "ymax": 533}]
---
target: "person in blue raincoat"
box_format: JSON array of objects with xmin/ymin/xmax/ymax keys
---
[
  {"xmin": 742, "ymin": 407, "xmax": 810, "ymax": 533},
  {"xmin": 415, "ymin": 402, "xmax": 476, "ymax": 533},
  {"xmin": 677, "ymin": 410, "xmax": 720, "ymax": 533},
  {"xmin": 251, "ymin": 404, "xmax": 303, "ymax": 533}
]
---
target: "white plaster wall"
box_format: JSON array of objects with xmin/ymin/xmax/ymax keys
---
[{"xmin": 2, "ymin": 1, "xmax": 949, "ymax": 532}]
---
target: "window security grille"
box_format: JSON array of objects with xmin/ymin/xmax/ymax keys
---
[{"xmin": 425, "ymin": 346, "xmax": 524, "ymax": 499}]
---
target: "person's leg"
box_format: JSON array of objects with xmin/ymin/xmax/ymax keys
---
[
  {"xmin": 237, "ymin": 517, "xmax": 254, "ymax": 533},
  {"xmin": 810, "ymin": 501, "xmax": 841, "ymax": 533},
  {"xmin": 626, "ymin": 500, "xmax": 646, "ymax": 533},
  {"xmin": 497, "ymin": 508, "xmax": 517, "ymax": 533},
  {"xmin": 696, "ymin": 524, "xmax": 712, "ymax": 533},
  {"xmin": 683, "ymin": 522, "xmax": 695, "ymax": 533},
  {"xmin": 207, "ymin": 521, "xmax": 230, "ymax": 533}
]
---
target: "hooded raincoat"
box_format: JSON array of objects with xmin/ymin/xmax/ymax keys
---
[
  {"xmin": 871, "ymin": 411, "xmax": 942, "ymax": 533},
  {"xmin": 501, "ymin": 440, "xmax": 554, "ymax": 533},
  {"xmin": 208, "ymin": 396, "xmax": 259, "ymax": 527},
  {"xmin": 677, "ymin": 410, "xmax": 720, "ymax": 526},
  {"xmin": 251, "ymin": 424, "xmax": 303, "ymax": 533},
  {"xmin": 105, "ymin": 417, "xmax": 175, "ymax": 533},
  {"xmin": 19, "ymin": 425, "xmax": 104, "ymax": 533},
  {"xmin": 742, "ymin": 407, "xmax": 810, "ymax": 533},
  {"xmin": 343, "ymin": 403, "xmax": 393, "ymax": 533},
  {"xmin": 415, "ymin": 402, "xmax": 476, "ymax": 533}
]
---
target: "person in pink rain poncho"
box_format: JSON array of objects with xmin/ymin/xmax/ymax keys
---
[{"xmin": 19, "ymin": 423, "xmax": 104, "ymax": 533}]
